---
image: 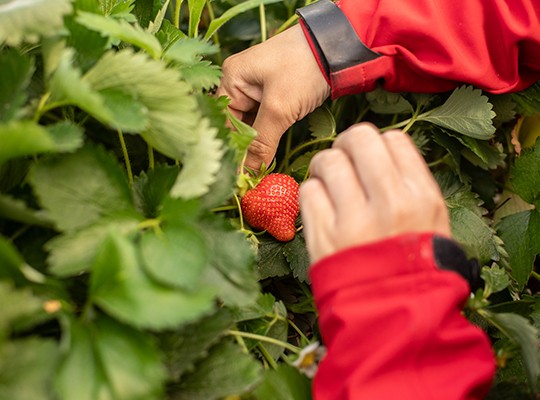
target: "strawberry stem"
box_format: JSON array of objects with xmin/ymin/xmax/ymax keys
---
[{"xmin": 117, "ymin": 129, "xmax": 133, "ymax": 187}]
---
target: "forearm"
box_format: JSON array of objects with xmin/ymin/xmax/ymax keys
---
[
  {"xmin": 310, "ymin": 233, "xmax": 496, "ymax": 400},
  {"xmin": 298, "ymin": 0, "xmax": 540, "ymax": 98}
]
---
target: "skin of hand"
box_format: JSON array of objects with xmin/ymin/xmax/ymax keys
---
[
  {"xmin": 299, "ymin": 123, "xmax": 451, "ymax": 263},
  {"xmin": 217, "ymin": 24, "xmax": 331, "ymax": 170}
]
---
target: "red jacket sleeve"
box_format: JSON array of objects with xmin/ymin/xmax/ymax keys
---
[
  {"xmin": 309, "ymin": 233, "xmax": 496, "ymax": 400},
  {"xmin": 297, "ymin": 0, "xmax": 540, "ymax": 98}
]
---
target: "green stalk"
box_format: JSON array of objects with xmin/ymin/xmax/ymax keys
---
[
  {"xmin": 117, "ymin": 129, "xmax": 133, "ymax": 186},
  {"xmin": 226, "ymin": 330, "xmax": 300, "ymax": 353},
  {"xmin": 148, "ymin": 144, "xmax": 155, "ymax": 170},
  {"xmin": 174, "ymin": 0, "xmax": 183, "ymax": 28},
  {"xmin": 276, "ymin": 14, "xmax": 298, "ymax": 34},
  {"xmin": 283, "ymin": 136, "xmax": 335, "ymax": 167},
  {"xmin": 206, "ymin": 0, "xmax": 223, "ymax": 64},
  {"xmin": 258, "ymin": 343, "xmax": 278, "ymax": 369},
  {"xmin": 259, "ymin": 3, "xmax": 267, "ymax": 42}
]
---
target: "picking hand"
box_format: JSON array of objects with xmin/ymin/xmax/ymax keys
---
[
  {"xmin": 217, "ymin": 24, "xmax": 331, "ymax": 171},
  {"xmin": 300, "ymin": 123, "xmax": 451, "ymax": 263}
]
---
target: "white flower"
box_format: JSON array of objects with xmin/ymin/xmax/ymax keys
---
[{"xmin": 292, "ymin": 341, "xmax": 327, "ymax": 378}]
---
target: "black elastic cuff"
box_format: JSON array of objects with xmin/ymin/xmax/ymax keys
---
[
  {"xmin": 433, "ymin": 236, "xmax": 481, "ymax": 292},
  {"xmin": 296, "ymin": 0, "xmax": 380, "ymax": 76}
]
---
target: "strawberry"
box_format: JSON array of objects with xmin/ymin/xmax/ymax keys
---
[{"xmin": 241, "ymin": 173, "xmax": 300, "ymax": 242}]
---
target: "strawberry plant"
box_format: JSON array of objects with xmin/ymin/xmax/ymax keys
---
[{"xmin": 1, "ymin": 0, "xmax": 540, "ymax": 399}]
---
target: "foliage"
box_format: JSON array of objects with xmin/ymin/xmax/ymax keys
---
[{"xmin": 1, "ymin": 0, "xmax": 540, "ymax": 398}]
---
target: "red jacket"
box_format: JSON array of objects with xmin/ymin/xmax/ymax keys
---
[
  {"xmin": 298, "ymin": 0, "xmax": 540, "ymax": 98},
  {"xmin": 309, "ymin": 234, "xmax": 496, "ymax": 399}
]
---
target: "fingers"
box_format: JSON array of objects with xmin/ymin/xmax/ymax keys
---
[
  {"xmin": 308, "ymin": 148, "xmax": 367, "ymax": 223},
  {"xmin": 299, "ymin": 178, "xmax": 335, "ymax": 262},
  {"xmin": 334, "ymin": 124, "xmax": 401, "ymax": 201}
]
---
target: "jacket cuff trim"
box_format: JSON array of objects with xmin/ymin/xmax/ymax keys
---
[{"xmin": 296, "ymin": 0, "xmax": 380, "ymax": 87}]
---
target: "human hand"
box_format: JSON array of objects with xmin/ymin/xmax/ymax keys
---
[
  {"xmin": 299, "ymin": 123, "xmax": 451, "ymax": 263},
  {"xmin": 217, "ymin": 24, "xmax": 331, "ymax": 170}
]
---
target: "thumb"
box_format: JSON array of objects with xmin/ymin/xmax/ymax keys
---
[{"xmin": 246, "ymin": 100, "xmax": 293, "ymax": 171}]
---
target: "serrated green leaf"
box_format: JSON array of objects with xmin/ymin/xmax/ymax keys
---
[
  {"xmin": 203, "ymin": 0, "xmax": 282, "ymax": 41},
  {"xmin": 489, "ymin": 94, "xmax": 517, "ymax": 127},
  {"xmin": 147, "ymin": 0, "xmax": 168, "ymax": 34},
  {"xmin": 46, "ymin": 216, "xmax": 141, "ymax": 277},
  {"xmin": 133, "ymin": 165, "xmax": 179, "ymax": 217},
  {"xmin": 179, "ymin": 60, "xmax": 222, "ymax": 91},
  {"xmin": 199, "ymin": 216, "xmax": 259, "ymax": 306},
  {"xmin": 308, "ymin": 106, "xmax": 336, "ymax": 139},
  {"xmin": 509, "ymin": 138, "xmax": 540, "ymax": 204},
  {"xmin": 0, "ymin": 48, "xmax": 33, "ymax": 122},
  {"xmin": 84, "ymin": 49, "xmax": 201, "ymax": 159},
  {"xmin": 29, "ymin": 146, "xmax": 135, "ymax": 232},
  {"xmin": 200, "ymin": 150, "xmax": 237, "ymax": 209},
  {"xmin": 419, "ymin": 86, "xmax": 496, "ymax": 139},
  {"xmin": 100, "ymin": 0, "xmax": 135, "ymax": 16},
  {"xmin": 448, "ymin": 132, "xmax": 506, "ymax": 170},
  {"xmin": 171, "ymin": 118, "xmax": 224, "ymax": 199},
  {"xmin": 450, "ymin": 207, "xmax": 499, "ymax": 265},
  {"xmin": 140, "ymin": 224, "xmax": 208, "ymax": 289},
  {"xmin": 254, "ymin": 364, "xmax": 312, "ymax": 400},
  {"xmin": 0, "ymin": 282, "xmax": 42, "ymax": 336},
  {"xmin": 366, "ymin": 87, "xmax": 413, "ymax": 115},
  {"xmin": 99, "ymin": 88, "xmax": 149, "ymax": 132},
  {"xmin": 0, "ymin": 338, "xmax": 58, "ymax": 400},
  {"xmin": 497, "ymin": 210, "xmax": 540, "ymax": 291},
  {"xmin": 168, "ymin": 340, "xmax": 261, "ymax": 400},
  {"xmin": 46, "ymin": 121, "xmax": 85, "ymax": 152},
  {"xmin": 55, "ymin": 315, "xmax": 165, "ymax": 400},
  {"xmin": 76, "ymin": 11, "xmax": 162, "ymax": 58},
  {"xmin": 481, "ymin": 265, "xmax": 510, "ymax": 295},
  {"xmin": 91, "ymin": 232, "xmax": 215, "ymax": 329},
  {"xmin": 49, "ymin": 48, "xmax": 115, "ymax": 125},
  {"xmin": 159, "ymin": 307, "xmax": 235, "ymax": 380},
  {"xmin": 256, "ymin": 236, "xmax": 291, "ymax": 280},
  {"xmin": 0, "ymin": 194, "xmax": 52, "ymax": 228},
  {"xmin": 283, "ymin": 232, "xmax": 310, "ymax": 283},
  {"xmin": 511, "ymin": 81, "xmax": 540, "ymax": 116},
  {"xmin": 227, "ymin": 108, "xmax": 257, "ymax": 163},
  {"xmin": 484, "ymin": 311, "xmax": 540, "ymax": 392},
  {"xmin": 156, "ymin": 19, "xmax": 187, "ymax": 49},
  {"xmin": 164, "ymin": 37, "xmax": 218, "ymax": 65},
  {"xmin": 0, "ymin": 121, "xmax": 54, "ymax": 165},
  {"xmin": 0, "ymin": 0, "xmax": 73, "ymax": 45}
]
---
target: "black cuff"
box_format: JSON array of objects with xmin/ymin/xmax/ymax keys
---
[
  {"xmin": 433, "ymin": 236, "xmax": 482, "ymax": 292},
  {"xmin": 296, "ymin": 0, "xmax": 380, "ymax": 77}
]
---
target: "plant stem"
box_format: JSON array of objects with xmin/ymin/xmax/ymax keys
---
[
  {"xmin": 206, "ymin": 0, "xmax": 223, "ymax": 64},
  {"xmin": 33, "ymin": 92, "xmax": 51, "ymax": 122},
  {"xmin": 174, "ymin": 0, "xmax": 183, "ymax": 29},
  {"xmin": 286, "ymin": 136, "xmax": 335, "ymax": 163},
  {"xmin": 258, "ymin": 343, "xmax": 278, "ymax": 369},
  {"xmin": 259, "ymin": 4, "xmax": 267, "ymax": 42},
  {"xmin": 117, "ymin": 129, "xmax": 134, "ymax": 186},
  {"xmin": 531, "ymin": 271, "xmax": 540, "ymax": 282},
  {"xmin": 276, "ymin": 14, "xmax": 298, "ymax": 34},
  {"xmin": 226, "ymin": 330, "xmax": 300, "ymax": 353},
  {"xmin": 427, "ymin": 154, "xmax": 451, "ymax": 168},
  {"xmin": 211, "ymin": 204, "xmax": 237, "ymax": 212},
  {"xmin": 233, "ymin": 193, "xmax": 245, "ymax": 230},
  {"xmin": 279, "ymin": 127, "xmax": 294, "ymax": 173}
]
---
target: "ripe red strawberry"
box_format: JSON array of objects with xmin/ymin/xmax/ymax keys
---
[{"xmin": 241, "ymin": 173, "xmax": 300, "ymax": 242}]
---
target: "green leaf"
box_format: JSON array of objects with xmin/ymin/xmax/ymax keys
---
[
  {"xmin": 0, "ymin": 237, "xmax": 28, "ymax": 285},
  {"xmin": 308, "ymin": 106, "xmax": 336, "ymax": 139},
  {"xmin": 168, "ymin": 340, "xmax": 261, "ymax": 400},
  {"xmin": 29, "ymin": 146, "xmax": 135, "ymax": 232},
  {"xmin": 0, "ymin": 0, "xmax": 73, "ymax": 45},
  {"xmin": 0, "ymin": 48, "xmax": 33, "ymax": 122},
  {"xmin": 46, "ymin": 216, "xmax": 141, "ymax": 277},
  {"xmin": 140, "ymin": 224, "xmax": 209, "ymax": 289},
  {"xmin": 164, "ymin": 37, "xmax": 218, "ymax": 65},
  {"xmin": 226, "ymin": 108, "xmax": 257, "ymax": 163},
  {"xmin": 199, "ymin": 216, "xmax": 259, "ymax": 307},
  {"xmin": 0, "ymin": 120, "xmax": 83, "ymax": 164},
  {"xmin": 203, "ymin": 0, "xmax": 282, "ymax": 41},
  {"xmin": 159, "ymin": 307, "xmax": 235, "ymax": 380},
  {"xmin": 55, "ymin": 316, "xmax": 165, "ymax": 400},
  {"xmin": 509, "ymin": 138, "xmax": 540, "ymax": 204},
  {"xmin": 0, "ymin": 282, "xmax": 42, "ymax": 336},
  {"xmin": 256, "ymin": 236, "xmax": 291, "ymax": 280},
  {"xmin": 99, "ymin": 88, "xmax": 149, "ymax": 132},
  {"xmin": 133, "ymin": 165, "xmax": 179, "ymax": 217},
  {"xmin": 179, "ymin": 60, "xmax": 222, "ymax": 91},
  {"xmin": 254, "ymin": 364, "xmax": 312, "ymax": 400},
  {"xmin": 366, "ymin": 87, "xmax": 414, "ymax": 115},
  {"xmin": 0, "ymin": 338, "xmax": 58, "ymax": 400},
  {"xmin": 448, "ymin": 132, "xmax": 506, "ymax": 170},
  {"xmin": 99, "ymin": 0, "xmax": 136, "ymax": 16},
  {"xmin": 187, "ymin": 0, "xmax": 206, "ymax": 37},
  {"xmin": 171, "ymin": 118, "xmax": 224, "ymax": 199},
  {"xmin": 200, "ymin": 150, "xmax": 237, "ymax": 209},
  {"xmin": 497, "ymin": 210, "xmax": 540, "ymax": 291},
  {"xmin": 49, "ymin": 48, "xmax": 115, "ymax": 125},
  {"xmin": 0, "ymin": 194, "xmax": 52, "ymax": 228},
  {"xmin": 147, "ymin": 0, "xmax": 169, "ymax": 34},
  {"xmin": 91, "ymin": 232, "xmax": 215, "ymax": 329},
  {"xmin": 76, "ymin": 11, "xmax": 162, "ymax": 58},
  {"xmin": 484, "ymin": 311, "xmax": 540, "ymax": 392},
  {"xmin": 283, "ymin": 232, "xmax": 310, "ymax": 283},
  {"xmin": 419, "ymin": 86, "xmax": 496, "ymax": 139},
  {"xmin": 156, "ymin": 19, "xmax": 187, "ymax": 50},
  {"xmin": 481, "ymin": 265, "xmax": 510, "ymax": 295},
  {"xmin": 511, "ymin": 81, "xmax": 540, "ymax": 116}
]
